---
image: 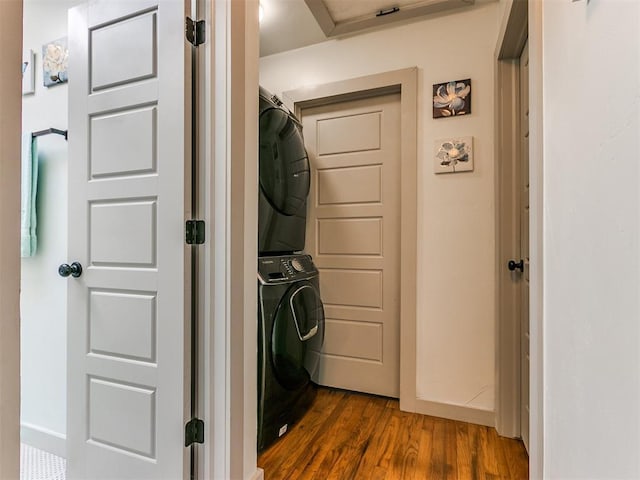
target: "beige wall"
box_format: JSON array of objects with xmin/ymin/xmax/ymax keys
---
[
  {"xmin": 0, "ymin": 1, "xmax": 23, "ymax": 478},
  {"xmin": 260, "ymin": 2, "xmax": 501, "ymax": 411}
]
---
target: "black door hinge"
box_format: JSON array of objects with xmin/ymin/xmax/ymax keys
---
[
  {"xmin": 186, "ymin": 220, "xmax": 205, "ymax": 245},
  {"xmin": 185, "ymin": 418, "xmax": 204, "ymax": 446},
  {"xmin": 186, "ymin": 17, "xmax": 205, "ymax": 46}
]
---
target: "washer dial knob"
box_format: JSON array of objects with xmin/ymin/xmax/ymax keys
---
[{"xmin": 290, "ymin": 258, "xmax": 304, "ymax": 272}]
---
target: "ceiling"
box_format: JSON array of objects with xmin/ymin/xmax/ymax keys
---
[
  {"xmin": 259, "ymin": 0, "xmax": 478, "ymax": 57},
  {"xmin": 259, "ymin": 0, "xmax": 327, "ymax": 57}
]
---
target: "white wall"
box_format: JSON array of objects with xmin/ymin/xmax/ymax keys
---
[
  {"xmin": 542, "ymin": 0, "xmax": 640, "ymax": 477},
  {"xmin": 21, "ymin": 0, "xmax": 82, "ymax": 453},
  {"xmin": 260, "ymin": 2, "xmax": 501, "ymax": 412}
]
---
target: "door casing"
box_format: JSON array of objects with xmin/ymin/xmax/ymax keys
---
[
  {"xmin": 0, "ymin": 1, "xmax": 22, "ymax": 478},
  {"xmin": 495, "ymin": 0, "xmax": 544, "ymax": 477},
  {"xmin": 495, "ymin": 0, "xmax": 527, "ymax": 440}
]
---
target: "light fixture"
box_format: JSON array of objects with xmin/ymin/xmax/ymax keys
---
[{"xmin": 259, "ymin": 3, "xmax": 264, "ymax": 22}]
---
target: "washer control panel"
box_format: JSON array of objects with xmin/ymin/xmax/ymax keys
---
[{"xmin": 258, "ymin": 254, "xmax": 317, "ymax": 284}]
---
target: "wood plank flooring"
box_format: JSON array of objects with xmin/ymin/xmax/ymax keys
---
[{"xmin": 258, "ymin": 388, "xmax": 529, "ymax": 480}]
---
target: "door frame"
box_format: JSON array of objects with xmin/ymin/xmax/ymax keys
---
[
  {"xmin": 0, "ymin": 1, "xmax": 22, "ymax": 478},
  {"xmin": 494, "ymin": 0, "xmax": 527, "ymax": 440},
  {"xmin": 0, "ymin": 1, "xmax": 263, "ymax": 479},
  {"xmin": 283, "ymin": 68, "xmax": 419, "ymax": 413},
  {"xmin": 495, "ymin": 0, "xmax": 544, "ymax": 477},
  {"xmin": 201, "ymin": 0, "xmax": 261, "ymax": 479}
]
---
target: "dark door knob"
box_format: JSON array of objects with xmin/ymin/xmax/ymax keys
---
[
  {"xmin": 508, "ymin": 259, "xmax": 524, "ymax": 272},
  {"xmin": 59, "ymin": 262, "xmax": 83, "ymax": 278}
]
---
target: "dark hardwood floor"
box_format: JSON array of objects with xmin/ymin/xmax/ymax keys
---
[{"xmin": 258, "ymin": 388, "xmax": 529, "ymax": 479}]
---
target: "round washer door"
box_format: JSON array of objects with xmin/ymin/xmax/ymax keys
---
[
  {"xmin": 271, "ymin": 281, "xmax": 324, "ymax": 391},
  {"xmin": 259, "ymin": 108, "xmax": 310, "ymax": 216}
]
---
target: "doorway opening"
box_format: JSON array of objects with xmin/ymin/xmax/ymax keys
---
[
  {"xmin": 19, "ymin": 2, "xmax": 196, "ymax": 479},
  {"xmin": 19, "ymin": 2, "xmax": 83, "ymax": 478}
]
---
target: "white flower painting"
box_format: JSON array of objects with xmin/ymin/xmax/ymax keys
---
[
  {"xmin": 42, "ymin": 37, "xmax": 68, "ymax": 87},
  {"xmin": 434, "ymin": 136, "xmax": 474, "ymax": 174},
  {"xmin": 433, "ymin": 79, "xmax": 471, "ymax": 118}
]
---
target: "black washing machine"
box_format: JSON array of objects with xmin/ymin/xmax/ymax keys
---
[
  {"xmin": 257, "ymin": 254, "xmax": 324, "ymax": 451},
  {"xmin": 258, "ymin": 87, "xmax": 310, "ymax": 255}
]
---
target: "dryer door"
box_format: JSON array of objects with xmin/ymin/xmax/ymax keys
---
[
  {"xmin": 259, "ymin": 107, "xmax": 310, "ymax": 216},
  {"xmin": 271, "ymin": 281, "xmax": 324, "ymax": 390}
]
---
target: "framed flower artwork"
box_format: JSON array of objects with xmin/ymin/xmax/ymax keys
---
[
  {"xmin": 434, "ymin": 136, "xmax": 473, "ymax": 174},
  {"xmin": 42, "ymin": 37, "xmax": 69, "ymax": 87},
  {"xmin": 433, "ymin": 78, "xmax": 471, "ymax": 118}
]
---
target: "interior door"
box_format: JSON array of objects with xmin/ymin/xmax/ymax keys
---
[
  {"xmin": 301, "ymin": 93, "xmax": 401, "ymax": 398},
  {"xmin": 519, "ymin": 39, "xmax": 531, "ymax": 452},
  {"xmin": 66, "ymin": 1, "xmax": 191, "ymax": 478}
]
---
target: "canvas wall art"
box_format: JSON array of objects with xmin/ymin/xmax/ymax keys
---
[
  {"xmin": 434, "ymin": 137, "xmax": 474, "ymax": 174},
  {"xmin": 42, "ymin": 37, "xmax": 68, "ymax": 87},
  {"xmin": 22, "ymin": 49, "xmax": 35, "ymax": 95},
  {"xmin": 433, "ymin": 79, "xmax": 471, "ymax": 118}
]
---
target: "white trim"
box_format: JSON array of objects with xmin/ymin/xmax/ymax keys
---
[
  {"xmin": 203, "ymin": 0, "xmax": 229, "ymax": 478},
  {"xmin": 250, "ymin": 468, "xmax": 265, "ymax": 480},
  {"xmin": 413, "ymin": 399, "xmax": 495, "ymax": 428},
  {"xmin": 20, "ymin": 423, "xmax": 66, "ymax": 459},
  {"xmin": 212, "ymin": 1, "xmax": 260, "ymax": 478},
  {"xmin": 528, "ymin": 0, "xmax": 544, "ymax": 477}
]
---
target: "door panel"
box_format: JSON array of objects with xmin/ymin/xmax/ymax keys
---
[
  {"xmin": 520, "ymin": 40, "xmax": 531, "ymax": 452},
  {"xmin": 317, "ymin": 165, "xmax": 381, "ymax": 205},
  {"xmin": 302, "ymin": 93, "xmax": 400, "ymax": 397},
  {"xmin": 90, "ymin": 107, "xmax": 158, "ymax": 178},
  {"xmin": 67, "ymin": 1, "xmax": 190, "ymax": 478},
  {"xmin": 322, "ymin": 319, "xmax": 382, "ymax": 361},
  {"xmin": 88, "ymin": 378, "xmax": 156, "ymax": 457},
  {"xmin": 89, "ymin": 200, "xmax": 157, "ymax": 266},
  {"xmin": 316, "ymin": 111, "xmax": 381, "ymax": 154},
  {"xmin": 317, "ymin": 218, "xmax": 382, "ymax": 255},
  {"xmin": 89, "ymin": 290, "xmax": 156, "ymax": 362},
  {"xmin": 90, "ymin": 10, "xmax": 158, "ymax": 91}
]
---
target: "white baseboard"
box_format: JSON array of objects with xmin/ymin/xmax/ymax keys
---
[
  {"xmin": 20, "ymin": 423, "xmax": 66, "ymax": 458},
  {"xmin": 249, "ymin": 467, "xmax": 264, "ymax": 480},
  {"xmin": 411, "ymin": 398, "xmax": 495, "ymax": 427}
]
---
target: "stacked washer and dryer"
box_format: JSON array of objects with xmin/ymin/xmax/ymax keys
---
[{"xmin": 257, "ymin": 87, "xmax": 325, "ymax": 451}]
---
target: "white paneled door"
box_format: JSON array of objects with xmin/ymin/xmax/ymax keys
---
[
  {"xmin": 302, "ymin": 93, "xmax": 401, "ymax": 398},
  {"xmin": 67, "ymin": 1, "xmax": 191, "ymax": 478}
]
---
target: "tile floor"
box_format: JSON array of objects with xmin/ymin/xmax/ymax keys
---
[{"xmin": 20, "ymin": 444, "xmax": 66, "ymax": 480}]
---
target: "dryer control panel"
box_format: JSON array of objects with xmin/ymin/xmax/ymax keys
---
[{"xmin": 258, "ymin": 254, "xmax": 318, "ymax": 285}]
